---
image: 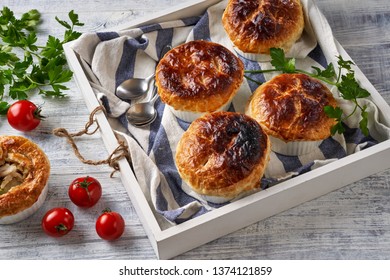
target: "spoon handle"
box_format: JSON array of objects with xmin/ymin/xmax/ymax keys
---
[
  {"xmin": 149, "ymin": 87, "xmax": 159, "ymax": 104},
  {"xmin": 145, "ymin": 72, "xmax": 155, "ymax": 83}
]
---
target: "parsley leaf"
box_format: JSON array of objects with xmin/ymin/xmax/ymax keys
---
[
  {"xmin": 55, "ymin": 16, "xmax": 72, "ymax": 30},
  {"xmin": 337, "ymin": 55, "xmax": 355, "ymax": 72},
  {"xmin": 338, "ymin": 73, "xmax": 370, "ymax": 100},
  {"xmin": 41, "ymin": 36, "xmax": 63, "ymax": 58},
  {"xmin": 270, "ymin": 48, "xmax": 296, "ymax": 73},
  {"xmin": 56, "ymin": 10, "xmax": 84, "ymax": 44},
  {"xmin": 20, "ymin": 9, "xmax": 40, "ymax": 31},
  {"xmin": 324, "ymin": 105, "xmax": 345, "ymax": 135},
  {"xmin": 312, "ymin": 64, "xmax": 336, "ymax": 79},
  {"xmin": 359, "ymin": 107, "xmax": 369, "ymax": 136},
  {"xmin": 0, "ymin": 7, "xmax": 84, "ymax": 115},
  {"xmin": 0, "ymin": 101, "xmax": 9, "ymax": 114}
]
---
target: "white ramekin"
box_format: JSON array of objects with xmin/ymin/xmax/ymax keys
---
[
  {"xmin": 168, "ymin": 101, "xmax": 232, "ymax": 123},
  {"xmin": 269, "ymin": 136, "xmax": 321, "ymax": 156},
  {"xmin": 234, "ymin": 47, "xmax": 272, "ymax": 62},
  {"xmin": 180, "ymin": 182, "xmax": 233, "ymax": 204},
  {"xmin": 0, "ymin": 183, "xmax": 49, "ymax": 224}
]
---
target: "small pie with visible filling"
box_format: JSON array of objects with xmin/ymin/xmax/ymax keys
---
[{"xmin": 0, "ymin": 136, "xmax": 50, "ymax": 224}]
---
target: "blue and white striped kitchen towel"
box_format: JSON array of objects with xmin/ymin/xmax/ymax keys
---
[{"xmin": 71, "ymin": 0, "xmax": 390, "ymax": 225}]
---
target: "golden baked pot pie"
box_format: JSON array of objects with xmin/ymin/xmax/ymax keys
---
[
  {"xmin": 0, "ymin": 136, "xmax": 50, "ymax": 224},
  {"xmin": 222, "ymin": 0, "xmax": 304, "ymax": 60},
  {"xmin": 155, "ymin": 40, "xmax": 244, "ymax": 122},
  {"xmin": 175, "ymin": 111, "xmax": 270, "ymax": 204},
  {"xmin": 246, "ymin": 73, "xmax": 338, "ymax": 155}
]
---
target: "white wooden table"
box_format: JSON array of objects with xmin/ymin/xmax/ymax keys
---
[{"xmin": 1, "ymin": 0, "xmax": 389, "ymax": 259}]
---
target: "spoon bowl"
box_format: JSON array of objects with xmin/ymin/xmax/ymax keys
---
[
  {"xmin": 126, "ymin": 89, "xmax": 159, "ymax": 126},
  {"xmin": 116, "ymin": 73, "xmax": 154, "ymax": 100},
  {"xmin": 116, "ymin": 44, "xmax": 172, "ymax": 101}
]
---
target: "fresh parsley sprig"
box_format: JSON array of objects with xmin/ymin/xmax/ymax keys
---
[
  {"xmin": 0, "ymin": 7, "xmax": 84, "ymax": 115},
  {"xmin": 244, "ymin": 48, "xmax": 371, "ymax": 136}
]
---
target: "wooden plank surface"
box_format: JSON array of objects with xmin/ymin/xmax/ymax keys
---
[{"xmin": 0, "ymin": 0, "xmax": 389, "ymax": 260}]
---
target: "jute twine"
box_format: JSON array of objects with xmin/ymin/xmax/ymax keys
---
[{"xmin": 53, "ymin": 106, "xmax": 130, "ymax": 177}]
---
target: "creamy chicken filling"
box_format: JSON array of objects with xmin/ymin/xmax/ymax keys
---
[{"xmin": 0, "ymin": 148, "xmax": 29, "ymax": 195}]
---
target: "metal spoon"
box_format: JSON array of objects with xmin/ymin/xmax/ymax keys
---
[
  {"xmin": 116, "ymin": 73, "xmax": 154, "ymax": 100},
  {"xmin": 116, "ymin": 45, "xmax": 172, "ymax": 101},
  {"xmin": 126, "ymin": 88, "xmax": 159, "ymax": 126}
]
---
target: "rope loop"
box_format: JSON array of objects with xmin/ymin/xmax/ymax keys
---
[{"xmin": 53, "ymin": 106, "xmax": 130, "ymax": 177}]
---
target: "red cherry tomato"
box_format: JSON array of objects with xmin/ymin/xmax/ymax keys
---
[
  {"xmin": 41, "ymin": 208, "xmax": 74, "ymax": 237},
  {"xmin": 68, "ymin": 176, "xmax": 102, "ymax": 208},
  {"xmin": 7, "ymin": 100, "xmax": 44, "ymax": 131},
  {"xmin": 95, "ymin": 208, "xmax": 125, "ymax": 241}
]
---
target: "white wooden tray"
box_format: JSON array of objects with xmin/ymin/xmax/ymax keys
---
[{"xmin": 63, "ymin": 0, "xmax": 390, "ymax": 259}]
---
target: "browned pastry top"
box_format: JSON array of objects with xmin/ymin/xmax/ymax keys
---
[
  {"xmin": 155, "ymin": 40, "xmax": 244, "ymax": 112},
  {"xmin": 0, "ymin": 136, "xmax": 50, "ymax": 218},
  {"xmin": 222, "ymin": 0, "xmax": 304, "ymax": 54},
  {"xmin": 246, "ymin": 73, "xmax": 338, "ymax": 141},
  {"xmin": 175, "ymin": 111, "xmax": 270, "ymax": 199}
]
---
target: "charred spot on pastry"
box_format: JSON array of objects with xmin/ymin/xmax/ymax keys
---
[
  {"xmin": 197, "ymin": 112, "xmax": 267, "ymax": 180},
  {"xmin": 232, "ymin": 0, "xmax": 259, "ymax": 21}
]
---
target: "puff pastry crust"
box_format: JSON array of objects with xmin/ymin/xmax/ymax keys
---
[
  {"xmin": 246, "ymin": 73, "xmax": 338, "ymax": 141},
  {"xmin": 222, "ymin": 0, "xmax": 304, "ymax": 54},
  {"xmin": 155, "ymin": 40, "xmax": 244, "ymax": 112},
  {"xmin": 0, "ymin": 136, "xmax": 50, "ymax": 218},
  {"xmin": 175, "ymin": 111, "xmax": 270, "ymax": 199}
]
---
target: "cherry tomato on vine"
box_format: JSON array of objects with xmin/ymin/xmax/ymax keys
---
[
  {"xmin": 7, "ymin": 100, "xmax": 45, "ymax": 131},
  {"xmin": 68, "ymin": 176, "xmax": 102, "ymax": 208},
  {"xmin": 41, "ymin": 208, "xmax": 74, "ymax": 237},
  {"xmin": 95, "ymin": 208, "xmax": 125, "ymax": 241}
]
